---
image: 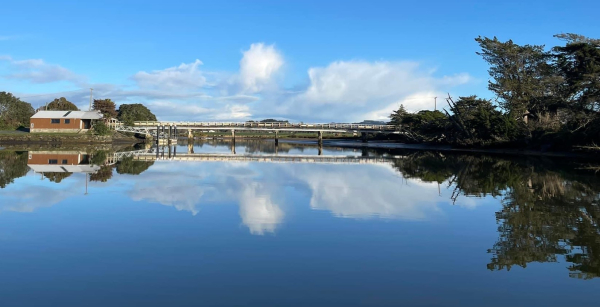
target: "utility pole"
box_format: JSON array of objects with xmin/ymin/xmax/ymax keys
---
[
  {"xmin": 434, "ymin": 97, "xmax": 437, "ymax": 111},
  {"xmin": 89, "ymin": 88, "xmax": 93, "ymax": 111}
]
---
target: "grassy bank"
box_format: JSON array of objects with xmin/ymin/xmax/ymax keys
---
[{"xmin": 0, "ymin": 131, "xmax": 139, "ymax": 145}]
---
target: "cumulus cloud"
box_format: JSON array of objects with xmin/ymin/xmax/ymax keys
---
[
  {"xmin": 0, "ymin": 56, "xmax": 85, "ymax": 85},
  {"xmin": 132, "ymin": 59, "xmax": 207, "ymax": 91},
  {"xmin": 212, "ymin": 104, "xmax": 251, "ymax": 120},
  {"xmin": 238, "ymin": 43, "xmax": 283, "ymax": 93},
  {"xmin": 4, "ymin": 42, "xmax": 472, "ymax": 122},
  {"xmin": 273, "ymin": 61, "xmax": 471, "ymax": 122}
]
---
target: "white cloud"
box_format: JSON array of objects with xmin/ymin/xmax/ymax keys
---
[
  {"xmin": 273, "ymin": 61, "xmax": 471, "ymax": 122},
  {"xmin": 238, "ymin": 43, "xmax": 283, "ymax": 93},
  {"xmin": 132, "ymin": 59, "xmax": 206, "ymax": 91},
  {"xmin": 4, "ymin": 43, "xmax": 472, "ymax": 123},
  {"xmin": 212, "ymin": 104, "xmax": 251, "ymax": 120},
  {"xmin": 0, "ymin": 56, "xmax": 85, "ymax": 85}
]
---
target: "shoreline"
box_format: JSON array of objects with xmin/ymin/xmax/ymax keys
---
[
  {"xmin": 277, "ymin": 139, "xmax": 599, "ymax": 159},
  {"xmin": 0, "ymin": 132, "xmax": 141, "ymax": 145}
]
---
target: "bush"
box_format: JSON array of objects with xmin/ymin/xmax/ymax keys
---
[{"xmin": 93, "ymin": 121, "xmax": 111, "ymax": 135}]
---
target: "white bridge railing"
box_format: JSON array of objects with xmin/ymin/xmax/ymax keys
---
[{"xmin": 133, "ymin": 121, "xmax": 397, "ymax": 131}]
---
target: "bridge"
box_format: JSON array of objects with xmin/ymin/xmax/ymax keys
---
[{"xmin": 110, "ymin": 120, "xmax": 399, "ymax": 143}]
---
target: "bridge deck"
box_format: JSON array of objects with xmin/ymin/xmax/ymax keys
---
[{"xmin": 133, "ymin": 121, "xmax": 397, "ymax": 132}]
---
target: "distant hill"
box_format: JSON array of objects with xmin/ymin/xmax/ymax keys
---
[
  {"xmin": 247, "ymin": 119, "xmax": 290, "ymax": 123},
  {"xmin": 355, "ymin": 120, "xmax": 387, "ymax": 125}
]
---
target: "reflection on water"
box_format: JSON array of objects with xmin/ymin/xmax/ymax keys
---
[
  {"xmin": 1, "ymin": 141, "xmax": 600, "ymax": 305},
  {"xmin": 392, "ymin": 153, "xmax": 600, "ymax": 280}
]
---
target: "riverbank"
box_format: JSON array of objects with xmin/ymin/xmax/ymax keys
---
[
  {"xmin": 0, "ymin": 131, "xmax": 140, "ymax": 145},
  {"xmin": 281, "ymin": 139, "xmax": 599, "ymax": 159}
]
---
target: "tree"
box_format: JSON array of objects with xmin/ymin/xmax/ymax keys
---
[
  {"xmin": 389, "ymin": 104, "xmax": 408, "ymax": 126},
  {"xmin": 475, "ymin": 36, "xmax": 556, "ymax": 120},
  {"xmin": 401, "ymin": 110, "xmax": 448, "ymax": 140},
  {"xmin": 553, "ymin": 34, "xmax": 600, "ymax": 111},
  {"xmin": 0, "ymin": 92, "xmax": 35, "ymax": 130},
  {"xmin": 45, "ymin": 97, "xmax": 79, "ymax": 111},
  {"xmin": 550, "ymin": 34, "xmax": 600, "ymax": 144},
  {"xmin": 93, "ymin": 99, "xmax": 118, "ymax": 118},
  {"xmin": 445, "ymin": 96, "xmax": 521, "ymax": 145},
  {"xmin": 117, "ymin": 104, "xmax": 157, "ymax": 126}
]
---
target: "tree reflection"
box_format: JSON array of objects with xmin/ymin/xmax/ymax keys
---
[
  {"xmin": 392, "ymin": 152, "xmax": 600, "ymax": 279},
  {"xmin": 43, "ymin": 172, "xmax": 73, "ymax": 183},
  {"xmin": 0, "ymin": 151, "xmax": 29, "ymax": 188},
  {"xmin": 116, "ymin": 156, "xmax": 154, "ymax": 175}
]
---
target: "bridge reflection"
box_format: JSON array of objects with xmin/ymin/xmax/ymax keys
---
[{"xmin": 117, "ymin": 145, "xmax": 403, "ymax": 164}]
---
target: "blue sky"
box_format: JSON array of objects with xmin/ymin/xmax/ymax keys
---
[{"xmin": 1, "ymin": 0, "xmax": 598, "ymax": 122}]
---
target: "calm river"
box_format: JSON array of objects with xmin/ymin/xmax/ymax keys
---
[{"xmin": 1, "ymin": 140, "xmax": 599, "ymax": 306}]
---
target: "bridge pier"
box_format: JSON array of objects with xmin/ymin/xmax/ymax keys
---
[
  {"xmin": 318, "ymin": 131, "xmax": 323, "ymax": 145},
  {"xmin": 156, "ymin": 125, "xmax": 160, "ymax": 146},
  {"xmin": 188, "ymin": 142, "xmax": 194, "ymax": 154},
  {"xmin": 188, "ymin": 129, "xmax": 193, "ymax": 139},
  {"xmin": 275, "ymin": 130, "xmax": 279, "ymax": 145},
  {"xmin": 361, "ymin": 132, "xmax": 369, "ymax": 143},
  {"xmin": 318, "ymin": 145, "xmax": 322, "ymax": 156}
]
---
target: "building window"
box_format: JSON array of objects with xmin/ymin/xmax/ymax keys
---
[
  {"xmin": 48, "ymin": 159, "xmax": 58, "ymax": 164},
  {"xmin": 64, "ymin": 119, "xmax": 71, "ymax": 124},
  {"xmin": 51, "ymin": 119, "xmax": 60, "ymax": 124},
  {"xmin": 62, "ymin": 160, "xmax": 68, "ymax": 164}
]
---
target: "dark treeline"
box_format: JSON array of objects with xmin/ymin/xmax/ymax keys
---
[
  {"xmin": 391, "ymin": 151, "xmax": 600, "ymax": 279},
  {"xmin": 390, "ymin": 34, "xmax": 600, "ymax": 151}
]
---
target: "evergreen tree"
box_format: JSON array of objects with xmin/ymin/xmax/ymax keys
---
[{"xmin": 45, "ymin": 97, "xmax": 79, "ymax": 111}]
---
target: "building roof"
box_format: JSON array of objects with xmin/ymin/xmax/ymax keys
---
[
  {"xmin": 28, "ymin": 164, "xmax": 101, "ymax": 173},
  {"xmin": 31, "ymin": 110, "xmax": 103, "ymax": 120}
]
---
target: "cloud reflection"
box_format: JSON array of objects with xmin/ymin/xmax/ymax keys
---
[{"xmin": 3, "ymin": 159, "xmax": 450, "ymax": 235}]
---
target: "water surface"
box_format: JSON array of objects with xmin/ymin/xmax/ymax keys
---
[{"xmin": 1, "ymin": 140, "xmax": 599, "ymax": 306}]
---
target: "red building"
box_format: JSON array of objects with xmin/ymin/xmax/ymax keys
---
[{"xmin": 30, "ymin": 111, "xmax": 103, "ymax": 133}]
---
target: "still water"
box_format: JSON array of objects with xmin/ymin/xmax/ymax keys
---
[{"xmin": 1, "ymin": 140, "xmax": 599, "ymax": 306}]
